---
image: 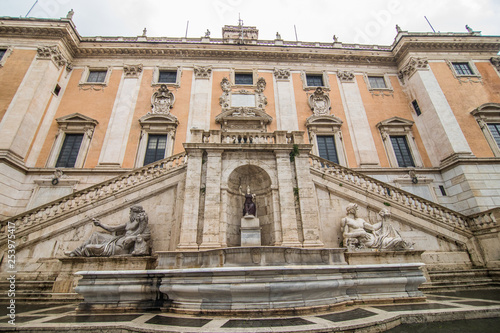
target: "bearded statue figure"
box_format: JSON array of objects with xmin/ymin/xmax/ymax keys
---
[{"xmin": 66, "ymin": 205, "xmax": 151, "ymax": 257}]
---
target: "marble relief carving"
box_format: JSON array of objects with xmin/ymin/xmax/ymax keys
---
[
  {"xmin": 123, "ymin": 64, "xmax": 143, "ymax": 78},
  {"xmin": 308, "ymin": 87, "xmax": 331, "ymax": 116},
  {"xmin": 151, "ymin": 84, "xmax": 175, "ymax": 114},
  {"xmin": 274, "ymin": 68, "xmax": 291, "ymax": 81},
  {"xmin": 491, "ymin": 57, "xmax": 500, "ymax": 72},
  {"xmin": 36, "ymin": 45, "xmax": 68, "ymax": 68},
  {"xmin": 194, "ymin": 66, "xmax": 212, "ymax": 79},
  {"xmin": 398, "ymin": 57, "xmax": 429, "ymax": 84},
  {"xmin": 337, "ymin": 70, "xmax": 355, "ymax": 82}
]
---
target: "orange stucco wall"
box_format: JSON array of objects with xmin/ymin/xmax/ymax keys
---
[
  {"xmin": 35, "ymin": 68, "xmax": 122, "ymax": 168},
  {"xmin": 432, "ymin": 62, "xmax": 500, "ymax": 158},
  {"xmin": 122, "ymin": 69, "xmax": 193, "ymax": 168},
  {"xmin": 358, "ymin": 75, "xmax": 431, "ymax": 168},
  {"xmin": 0, "ymin": 49, "xmax": 36, "ymax": 123},
  {"xmin": 293, "ymin": 73, "xmax": 358, "ymax": 167},
  {"xmin": 210, "ymin": 71, "xmax": 227, "ymax": 130}
]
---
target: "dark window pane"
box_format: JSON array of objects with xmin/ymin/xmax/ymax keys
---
[
  {"xmin": 368, "ymin": 76, "xmax": 387, "ymax": 89},
  {"xmin": 306, "ymin": 74, "xmax": 323, "ymax": 87},
  {"xmin": 235, "ymin": 73, "xmax": 253, "ymax": 85},
  {"xmin": 158, "ymin": 71, "xmax": 177, "ymax": 83},
  {"xmin": 144, "ymin": 135, "xmax": 168, "ymax": 165},
  {"xmin": 87, "ymin": 70, "xmax": 107, "ymax": 83},
  {"xmin": 0, "ymin": 49, "xmax": 6, "ymax": 60},
  {"xmin": 412, "ymin": 100, "xmax": 421, "ymax": 116},
  {"xmin": 487, "ymin": 124, "xmax": 500, "ymax": 148},
  {"xmin": 390, "ymin": 136, "xmax": 415, "ymax": 167},
  {"xmin": 453, "ymin": 62, "xmax": 473, "ymax": 75},
  {"xmin": 56, "ymin": 134, "xmax": 84, "ymax": 168},
  {"xmin": 317, "ymin": 136, "xmax": 339, "ymax": 164}
]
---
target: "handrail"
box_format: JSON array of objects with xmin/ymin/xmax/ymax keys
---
[
  {"xmin": 0, "ymin": 152, "xmax": 188, "ymax": 235},
  {"xmin": 468, "ymin": 207, "xmax": 500, "ymax": 231},
  {"xmin": 309, "ymin": 154, "xmax": 472, "ymax": 231}
]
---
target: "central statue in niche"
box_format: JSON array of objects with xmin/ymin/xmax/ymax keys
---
[{"xmin": 239, "ymin": 185, "xmax": 256, "ymax": 216}]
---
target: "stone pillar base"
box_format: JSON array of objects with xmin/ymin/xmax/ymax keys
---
[{"xmin": 241, "ymin": 215, "xmax": 261, "ymax": 246}]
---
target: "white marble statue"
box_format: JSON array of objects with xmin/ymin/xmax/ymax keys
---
[
  {"xmin": 341, "ymin": 203, "xmax": 413, "ymax": 251},
  {"xmin": 66, "ymin": 205, "xmax": 151, "ymax": 257}
]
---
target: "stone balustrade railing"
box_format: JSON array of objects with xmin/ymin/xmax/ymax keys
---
[
  {"xmin": 190, "ymin": 129, "xmax": 305, "ymax": 145},
  {"xmin": 0, "ymin": 153, "xmax": 188, "ymax": 236},
  {"xmin": 468, "ymin": 208, "xmax": 500, "ymax": 231},
  {"xmin": 309, "ymin": 154, "xmax": 472, "ymax": 231}
]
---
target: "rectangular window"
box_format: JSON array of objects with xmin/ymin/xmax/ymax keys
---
[
  {"xmin": 158, "ymin": 70, "xmax": 177, "ymax": 84},
  {"xmin": 439, "ymin": 185, "xmax": 447, "ymax": 196},
  {"xmin": 144, "ymin": 135, "xmax": 168, "ymax": 165},
  {"xmin": 234, "ymin": 73, "xmax": 253, "ymax": 85},
  {"xmin": 487, "ymin": 124, "xmax": 500, "ymax": 148},
  {"xmin": 452, "ymin": 62, "xmax": 473, "ymax": 76},
  {"xmin": 368, "ymin": 76, "xmax": 387, "ymax": 89},
  {"xmin": 390, "ymin": 136, "xmax": 415, "ymax": 167},
  {"xmin": 56, "ymin": 134, "xmax": 84, "ymax": 168},
  {"xmin": 87, "ymin": 70, "xmax": 107, "ymax": 83},
  {"xmin": 317, "ymin": 136, "xmax": 339, "ymax": 164},
  {"xmin": 412, "ymin": 100, "xmax": 422, "ymax": 116},
  {"xmin": 0, "ymin": 49, "xmax": 6, "ymax": 60},
  {"xmin": 306, "ymin": 74, "xmax": 324, "ymax": 87}
]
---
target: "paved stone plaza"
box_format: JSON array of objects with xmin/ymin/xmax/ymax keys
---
[{"xmin": 2, "ymin": 290, "xmax": 500, "ymax": 332}]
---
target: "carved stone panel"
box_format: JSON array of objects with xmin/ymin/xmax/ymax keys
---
[
  {"xmin": 151, "ymin": 85, "xmax": 175, "ymax": 114},
  {"xmin": 398, "ymin": 57, "xmax": 429, "ymax": 84},
  {"xmin": 308, "ymin": 87, "xmax": 331, "ymax": 116},
  {"xmin": 194, "ymin": 66, "xmax": 212, "ymax": 79},
  {"xmin": 337, "ymin": 71, "xmax": 355, "ymax": 83},
  {"xmin": 274, "ymin": 68, "xmax": 291, "ymax": 81},
  {"xmin": 123, "ymin": 64, "xmax": 143, "ymax": 78}
]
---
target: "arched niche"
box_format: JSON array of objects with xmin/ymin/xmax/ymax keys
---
[{"xmin": 226, "ymin": 165, "xmax": 275, "ymax": 247}]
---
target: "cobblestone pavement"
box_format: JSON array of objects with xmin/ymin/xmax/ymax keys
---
[{"xmin": 2, "ymin": 290, "xmax": 500, "ymax": 332}]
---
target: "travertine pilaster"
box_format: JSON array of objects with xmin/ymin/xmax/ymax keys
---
[
  {"xmin": 274, "ymin": 150, "xmax": 301, "ymax": 247},
  {"xmin": 97, "ymin": 70, "xmax": 142, "ymax": 167},
  {"xmin": 405, "ymin": 67, "xmax": 472, "ymax": 165},
  {"xmin": 273, "ymin": 68, "xmax": 299, "ymax": 130},
  {"xmin": 177, "ymin": 149, "xmax": 203, "ymax": 250},
  {"xmin": 0, "ymin": 53, "xmax": 62, "ymax": 160},
  {"xmin": 187, "ymin": 67, "xmax": 212, "ymax": 142},
  {"xmin": 338, "ymin": 76, "xmax": 380, "ymax": 167},
  {"xmin": 200, "ymin": 150, "xmax": 224, "ymax": 249},
  {"xmin": 294, "ymin": 153, "xmax": 324, "ymax": 247}
]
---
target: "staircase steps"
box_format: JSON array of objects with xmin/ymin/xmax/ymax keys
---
[{"xmin": 421, "ymin": 269, "xmax": 500, "ymax": 292}]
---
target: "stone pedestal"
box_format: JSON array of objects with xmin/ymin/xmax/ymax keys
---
[
  {"xmin": 241, "ymin": 215, "xmax": 261, "ymax": 246},
  {"xmin": 53, "ymin": 256, "xmax": 157, "ymax": 293}
]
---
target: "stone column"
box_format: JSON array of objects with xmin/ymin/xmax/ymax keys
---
[
  {"xmin": 200, "ymin": 149, "xmax": 223, "ymax": 249},
  {"xmin": 0, "ymin": 46, "xmax": 65, "ymax": 162},
  {"xmin": 337, "ymin": 72, "xmax": 380, "ymax": 167},
  {"xmin": 97, "ymin": 66, "xmax": 143, "ymax": 167},
  {"xmin": 271, "ymin": 187, "xmax": 283, "ymax": 246},
  {"xmin": 177, "ymin": 149, "xmax": 203, "ymax": 251},
  {"xmin": 294, "ymin": 152, "xmax": 324, "ymax": 248},
  {"xmin": 274, "ymin": 150, "xmax": 301, "ymax": 247},
  {"xmin": 186, "ymin": 66, "xmax": 212, "ymax": 142},
  {"xmin": 273, "ymin": 68, "xmax": 299, "ymax": 130},
  {"xmin": 398, "ymin": 57, "xmax": 472, "ymax": 165}
]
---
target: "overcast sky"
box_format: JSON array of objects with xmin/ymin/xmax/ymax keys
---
[{"xmin": 1, "ymin": 0, "xmax": 499, "ymax": 45}]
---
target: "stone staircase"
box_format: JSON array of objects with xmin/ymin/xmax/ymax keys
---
[{"xmin": 421, "ymin": 268, "xmax": 500, "ymax": 292}]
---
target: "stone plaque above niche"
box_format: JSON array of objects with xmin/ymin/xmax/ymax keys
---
[{"xmin": 231, "ymin": 94, "xmax": 256, "ymax": 107}]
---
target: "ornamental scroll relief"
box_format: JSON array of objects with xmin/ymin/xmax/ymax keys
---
[{"xmin": 308, "ymin": 87, "xmax": 331, "ymax": 116}]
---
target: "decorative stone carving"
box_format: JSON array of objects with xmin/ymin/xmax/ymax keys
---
[
  {"xmin": 337, "ymin": 71, "xmax": 355, "ymax": 82},
  {"xmin": 274, "ymin": 68, "xmax": 291, "ymax": 81},
  {"xmin": 341, "ymin": 203, "xmax": 413, "ymax": 251},
  {"xmin": 491, "ymin": 57, "xmax": 500, "ymax": 72},
  {"xmin": 151, "ymin": 84, "xmax": 175, "ymax": 114},
  {"xmin": 308, "ymin": 87, "xmax": 331, "ymax": 116},
  {"xmin": 194, "ymin": 66, "xmax": 212, "ymax": 79},
  {"xmin": 37, "ymin": 45, "xmax": 68, "ymax": 69},
  {"xmin": 123, "ymin": 64, "xmax": 143, "ymax": 78},
  {"xmin": 216, "ymin": 77, "xmax": 272, "ymax": 131},
  {"xmin": 66, "ymin": 205, "xmax": 151, "ymax": 257},
  {"xmin": 66, "ymin": 9, "xmax": 74, "ymax": 20},
  {"xmin": 398, "ymin": 57, "xmax": 429, "ymax": 84}
]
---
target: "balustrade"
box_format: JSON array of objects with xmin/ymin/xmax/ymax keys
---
[{"xmin": 0, "ymin": 152, "xmax": 187, "ymax": 236}]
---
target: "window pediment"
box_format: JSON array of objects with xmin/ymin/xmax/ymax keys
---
[
  {"xmin": 471, "ymin": 103, "xmax": 500, "ymax": 120},
  {"xmin": 376, "ymin": 117, "xmax": 414, "ymax": 133},
  {"xmin": 56, "ymin": 113, "xmax": 98, "ymax": 130},
  {"xmin": 139, "ymin": 113, "xmax": 179, "ymax": 128}
]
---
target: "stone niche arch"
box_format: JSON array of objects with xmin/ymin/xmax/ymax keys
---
[{"xmin": 226, "ymin": 164, "xmax": 276, "ymax": 247}]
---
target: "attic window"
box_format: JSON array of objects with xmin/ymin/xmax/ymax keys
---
[
  {"xmin": 235, "ymin": 73, "xmax": 253, "ymax": 85},
  {"xmin": 53, "ymin": 84, "xmax": 61, "ymax": 96}
]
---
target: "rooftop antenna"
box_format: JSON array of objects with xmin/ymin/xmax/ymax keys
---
[
  {"xmin": 294, "ymin": 25, "xmax": 298, "ymax": 42},
  {"xmin": 424, "ymin": 16, "xmax": 436, "ymax": 33},
  {"xmin": 185, "ymin": 20, "xmax": 189, "ymax": 38},
  {"xmin": 25, "ymin": 0, "xmax": 39, "ymax": 17}
]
